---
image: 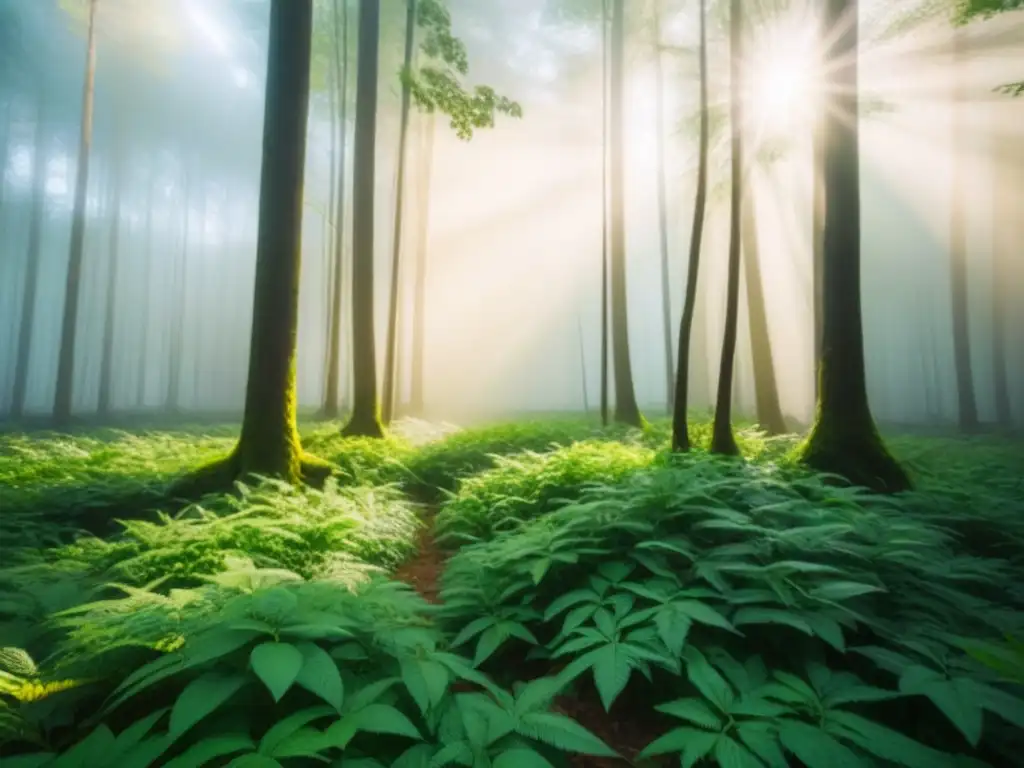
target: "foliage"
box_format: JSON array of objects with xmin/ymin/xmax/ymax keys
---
[
  {"xmin": 439, "ymin": 454, "xmax": 1024, "ymax": 765},
  {"xmin": 435, "ymin": 440, "xmax": 655, "ymax": 548}
]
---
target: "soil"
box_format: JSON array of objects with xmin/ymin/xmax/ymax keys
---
[{"xmin": 393, "ymin": 511, "xmax": 445, "ymax": 604}]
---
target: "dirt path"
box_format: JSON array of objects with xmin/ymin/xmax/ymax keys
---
[{"xmin": 393, "ymin": 511, "xmax": 445, "ymax": 604}]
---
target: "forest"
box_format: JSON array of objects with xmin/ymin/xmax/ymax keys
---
[{"xmin": 0, "ymin": 0, "xmax": 1022, "ymax": 765}]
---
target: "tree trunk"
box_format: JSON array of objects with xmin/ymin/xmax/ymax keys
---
[
  {"xmin": 321, "ymin": 14, "xmax": 338, "ymax": 411},
  {"xmin": 742, "ymin": 190, "xmax": 786, "ymax": 434},
  {"xmin": 710, "ymin": 0, "xmax": 743, "ymax": 456},
  {"xmin": 223, "ymin": 0, "xmax": 316, "ymax": 484},
  {"xmin": 166, "ymin": 170, "xmax": 190, "ymax": 413},
  {"xmin": 324, "ymin": 0, "xmax": 350, "ymax": 418},
  {"xmin": 381, "ymin": 0, "xmax": 417, "ymax": 426},
  {"xmin": 136, "ymin": 173, "xmax": 155, "ymax": 408},
  {"xmin": 797, "ymin": 0, "xmax": 909, "ymax": 492},
  {"xmin": 608, "ymin": 0, "xmax": 642, "ymax": 427},
  {"xmin": 599, "ymin": 0, "xmax": 610, "ymax": 427},
  {"xmin": 0, "ymin": 99, "xmax": 10, "ymax": 221},
  {"xmin": 991, "ymin": 124, "xmax": 1013, "ymax": 428},
  {"xmin": 53, "ymin": 0, "xmax": 98, "ymax": 427},
  {"xmin": 11, "ymin": 104, "xmax": 48, "ymax": 421},
  {"xmin": 97, "ymin": 141, "xmax": 124, "ymax": 417},
  {"xmin": 341, "ymin": 0, "xmax": 384, "ymax": 438},
  {"xmin": 577, "ymin": 314, "xmax": 590, "ymax": 413},
  {"xmin": 949, "ymin": 30, "xmax": 979, "ymax": 433},
  {"xmin": 653, "ymin": 2, "xmax": 673, "ymax": 413},
  {"xmin": 812, "ymin": 16, "xmax": 826, "ymax": 399},
  {"xmin": 671, "ymin": 0, "xmax": 709, "ymax": 452},
  {"xmin": 408, "ymin": 111, "xmax": 435, "ymax": 416}
]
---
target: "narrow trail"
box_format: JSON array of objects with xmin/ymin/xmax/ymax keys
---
[{"xmin": 393, "ymin": 508, "xmax": 445, "ymax": 604}]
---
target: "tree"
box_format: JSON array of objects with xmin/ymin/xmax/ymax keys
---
[
  {"xmin": 52, "ymin": 0, "xmax": 98, "ymax": 427},
  {"xmin": 11, "ymin": 103, "xmax": 48, "ymax": 420},
  {"xmin": 341, "ymin": 0, "xmax": 385, "ymax": 438},
  {"xmin": 180, "ymin": 0, "xmax": 327, "ymax": 489},
  {"xmin": 670, "ymin": 0, "xmax": 709, "ymax": 452},
  {"xmin": 97, "ymin": 134, "xmax": 124, "ymax": 416},
  {"xmin": 381, "ymin": 0, "xmax": 418, "ymax": 426},
  {"xmin": 948, "ymin": 29, "xmax": 979, "ymax": 432},
  {"xmin": 608, "ymin": 0, "xmax": 643, "ymax": 427},
  {"xmin": 709, "ymin": 0, "xmax": 743, "ymax": 456},
  {"xmin": 136, "ymin": 172, "xmax": 154, "ymax": 408},
  {"xmin": 797, "ymin": 0, "xmax": 910, "ymax": 492},
  {"xmin": 323, "ymin": 0, "xmax": 350, "ymax": 419},
  {"xmin": 408, "ymin": 111, "xmax": 435, "ymax": 417},
  {"xmin": 652, "ymin": 0, "xmax": 674, "ymax": 412},
  {"xmin": 600, "ymin": 0, "xmax": 610, "ymax": 427}
]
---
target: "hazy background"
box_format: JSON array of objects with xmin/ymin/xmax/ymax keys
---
[{"xmin": 0, "ymin": 0, "xmax": 1021, "ymax": 427}]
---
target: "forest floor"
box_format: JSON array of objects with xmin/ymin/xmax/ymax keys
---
[{"xmin": 1, "ymin": 416, "xmax": 1023, "ymax": 766}]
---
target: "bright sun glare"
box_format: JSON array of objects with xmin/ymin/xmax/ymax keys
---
[{"xmin": 746, "ymin": 21, "xmax": 820, "ymax": 139}]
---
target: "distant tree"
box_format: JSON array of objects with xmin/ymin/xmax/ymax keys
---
[
  {"xmin": 322, "ymin": 0, "xmax": 350, "ymax": 419},
  {"xmin": 52, "ymin": 0, "xmax": 98, "ymax": 427},
  {"xmin": 652, "ymin": 0, "xmax": 674, "ymax": 413},
  {"xmin": 165, "ymin": 168, "xmax": 191, "ymax": 414},
  {"xmin": 600, "ymin": 0, "xmax": 610, "ymax": 427},
  {"xmin": 709, "ymin": 0, "xmax": 743, "ymax": 456},
  {"xmin": 136, "ymin": 173, "xmax": 154, "ymax": 408},
  {"xmin": 670, "ymin": 0, "xmax": 709, "ymax": 452},
  {"xmin": 408, "ymin": 111, "xmax": 436, "ymax": 417},
  {"xmin": 180, "ymin": 0, "xmax": 327, "ymax": 488},
  {"xmin": 11, "ymin": 104, "xmax": 48, "ymax": 420},
  {"xmin": 97, "ymin": 134, "xmax": 124, "ymax": 416},
  {"xmin": 608, "ymin": 0, "xmax": 643, "ymax": 427},
  {"xmin": 797, "ymin": 0, "xmax": 910, "ymax": 492}
]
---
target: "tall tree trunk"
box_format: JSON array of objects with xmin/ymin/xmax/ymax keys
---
[
  {"xmin": 381, "ymin": 0, "xmax": 417, "ymax": 426},
  {"xmin": 342, "ymin": 0, "xmax": 384, "ymax": 438},
  {"xmin": 608, "ymin": 0, "xmax": 642, "ymax": 427},
  {"xmin": 797, "ymin": 0, "xmax": 909, "ymax": 492},
  {"xmin": 53, "ymin": 0, "xmax": 98, "ymax": 427},
  {"xmin": 742, "ymin": 190, "xmax": 786, "ymax": 434},
  {"xmin": 577, "ymin": 314, "xmax": 590, "ymax": 413},
  {"xmin": 166, "ymin": 171, "xmax": 190, "ymax": 413},
  {"xmin": 652, "ymin": 1, "xmax": 673, "ymax": 413},
  {"xmin": 324, "ymin": 0, "xmax": 350, "ymax": 418},
  {"xmin": 212, "ymin": 0, "xmax": 317, "ymax": 485},
  {"xmin": 0, "ymin": 99, "xmax": 10, "ymax": 221},
  {"xmin": 136, "ymin": 174, "xmax": 155, "ymax": 408},
  {"xmin": 408, "ymin": 111, "xmax": 435, "ymax": 416},
  {"xmin": 11, "ymin": 104, "xmax": 48, "ymax": 420},
  {"xmin": 671, "ymin": 0, "xmax": 709, "ymax": 452},
  {"xmin": 991, "ymin": 124, "xmax": 1013, "ymax": 428},
  {"xmin": 949, "ymin": 30, "xmax": 978, "ymax": 432},
  {"xmin": 812, "ymin": 14, "xmax": 826, "ymax": 399},
  {"xmin": 321, "ymin": 17, "xmax": 338, "ymax": 410},
  {"xmin": 97, "ymin": 141, "xmax": 124, "ymax": 417},
  {"xmin": 710, "ymin": 0, "xmax": 743, "ymax": 456},
  {"xmin": 599, "ymin": 0, "xmax": 610, "ymax": 427}
]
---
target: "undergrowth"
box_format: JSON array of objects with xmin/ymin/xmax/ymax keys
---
[{"xmin": 1, "ymin": 419, "xmax": 1022, "ymax": 766}]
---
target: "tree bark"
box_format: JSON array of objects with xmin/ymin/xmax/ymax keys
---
[
  {"xmin": 341, "ymin": 0, "xmax": 384, "ymax": 438},
  {"xmin": 710, "ymin": 0, "xmax": 743, "ymax": 456},
  {"xmin": 949, "ymin": 30, "xmax": 979, "ymax": 432},
  {"xmin": 53, "ymin": 0, "xmax": 98, "ymax": 427},
  {"xmin": 797, "ymin": 0, "xmax": 909, "ymax": 492},
  {"xmin": 652, "ymin": 2, "xmax": 673, "ymax": 413},
  {"xmin": 812, "ymin": 16, "xmax": 826, "ymax": 399},
  {"xmin": 97, "ymin": 139, "xmax": 124, "ymax": 417},
  {"xmin": 608, "ymin": 0, "xmax": 642, "ymax": 427},
  {"xmin": 166, "ymin": 170, "xmax": 190, "ymax": 413},
  {"xmin": 671, "ymin": 0, "xmax": 709, "ymax": 452},
  {"xmin": 408, "ymin": 111, "xmax": 435, "ymax": 416},
  {"xmin": 381, "ymin": 0, "xmax": 417, "ymax": 426},
  {"xmin": 11, "ymin": 104, "xmax": 48, "ymax": 421},
  {"xmin": 323, "ymin": 0, "xmax": 350, "ymax": 418},
  {"xmin": 742, "ymin": 190, "xmax": 786, "ymax": 435}
]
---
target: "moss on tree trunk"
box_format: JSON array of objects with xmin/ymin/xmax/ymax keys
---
[{"xmin": 797, "ymin": 0, "xmax": 909, "ymax": 493}]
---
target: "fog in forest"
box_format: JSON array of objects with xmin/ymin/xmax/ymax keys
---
[{"xmin": 1, "ymin": 0, "xmax": 1022, "ymax": 430}]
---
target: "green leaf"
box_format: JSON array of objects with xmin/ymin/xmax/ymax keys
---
[
  {"xmin": 810, "ymin": 582, "xmax": 884, "ymax": 602},
  {"xmin": 514, "ymin": 676, "xmax": 570, "ymax": 716},
  {"xmin": 655, "ymin": 608, "xmax": 692, "ymax": 656},
  {"xmin": 827, "ymin": 711, "xmax": 946, "ymax": 768},
  {"xmin": 451, "ymin": 617, "xmax": 498, "ymax": 648},
  {"xmin": 778, "ymin": 720, "xmax": 867, "ymax": 768},
  {"xmin": 226, "ymin": 756, "xmax": 282, "ymax": 768},
  {"xmin": 400, "ymin": 657, "xmax": 450, "ymax": 714},
  {"xmin": 518, "ymin": 712, "xmax": 617, "ymax": 756},
  {"xmin": 164, "ymin": 734, "xmax": 256, "ymax": 768},
  {"xmin": 250, "ymin": 643, "xmax": 304, "ymax": 703},
  {"xmin": 640, "ymin": 726, "xmax": 719, "ymax": 766},
  {"xmin": 685, "ymin": 651, "xmax": 735, "ymax": 712},
  {"xmin": 169, "ymin": 674, "xmax": 247, "ymax": 738},
  {"xmin": 493, "ymin": 747, "xmax": 555, "ymax": 768},
  {"xmin": 258, "ymin": 706, "xmax": 333, "ymax": 756},
  {"xmin": 655, "ymin": 698, "xmax": 723, "ymax": 730},
  {"xmin": 265, "ymin": 727, "xmax": 329, "ymax": 759},
  {"xmin": 295, "ymin": 643, "xmax": 344, "ymax": 710},
  {"xmin": 732, "ymin": 608, "xmax": 813, "ymax": 636},
  {"xmin": 349, "ymin": 703, "xmax": 421, "ymax": 739},
  {"xmin": 714, "ymin": 735, "xmax": 766, "ymax": 768},
  {"xmin": 899, "ymin": 673, "xmax": 982, "ymax": 746},
  {"xmin": 0, "ymin": 756, "xmax": 56, "ymax": 768}
]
